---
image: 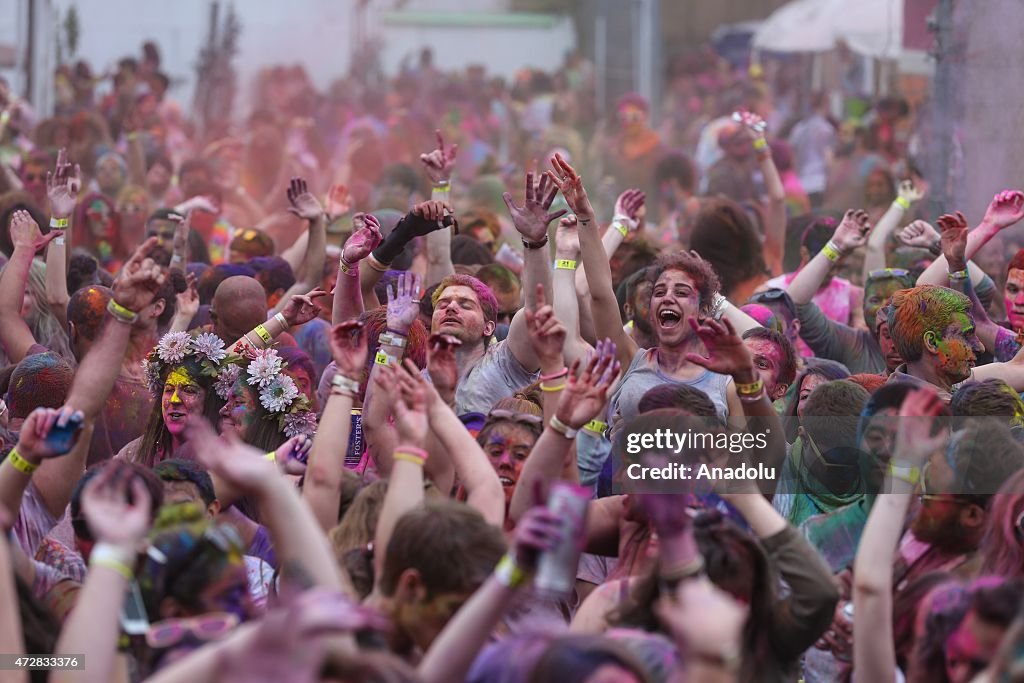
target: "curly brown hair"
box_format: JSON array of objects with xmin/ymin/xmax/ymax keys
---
[{"xmin": 644, "ymin": 250, "xmax": 721, "ymax": 315}]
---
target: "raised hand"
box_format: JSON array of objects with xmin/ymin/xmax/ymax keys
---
[
  {"xmin": 734, "ymin": 109, "xmax": 768, "ymax": 143},
  {"xmin": 82, "ymin": 464, "xmax": 153, "ymax": 549},
  {"xmin": 897, "ymin": 179, "xmax": 923, "ymax": 206},
  {"xmin": 898, "ymin": 219, "xmax": 940, "ymax": 249},
  {"xmin": 511, "ymin": 504, "xmax": 562, "ymax": 571},
  {"xmin": 386, "ymin": 271, "xmax": 422, "ymax": 336},
  {"xmin": 272, "ymin": 434, "xmax": 311, "ymax": 476},
  {"xmin": 831, "ymin": 209, "xmax": 872, "ymax": 253},
  {"xmin": 555, "ymin": 339, "xmax": 620, "ymax": 429},
  {"xmin": 341, "ymin": 213, "xmax": 383, "ymax": 265},
  {"xmin": 329, "ymin": 320, "xmax": 368, "ymax": 379},
  {"xmin": 546, "ymin": 153, "xmax": 592, "ymax": 217},
  {"xmin": 170, "ymin": 211, "xmax": 191, "ymax": 260},
  {"xmin": 175, "ymin": 272, "xmax": 200, "ymax": 322},
  {"xmin": 324, "ymin": 183, "xmax": 352, "ymax": 220},
  {"xmin": 893, "ymin": 388, "xmax": 948, "ymax": 467},
  {"xmin": 9, "ymin": 210, "xmax": 58, "ymax": 253},
  {"xmin": 112, "ymin": 237, "xmax": 166, "ymax": 313},
  {"xmin": 554, "ymin": 214, "xmax": 581, "ymax": 260},
  {"xmin": 46, "ymin": 148, "xmax": 81, "ymax": 219},
  {"xmin": 937, "ymin": 211, "xmax": 969, "ymax": 272},
  {"xmin": 525, "ymin": 284, "xmax": 566, "ymax": 369},
  {"xmin": 286, "ymin": 177, "xmax": 324, "ymax": 222},
  {"xmin": 391, "ymin": 360, "xmax": 429, "ymax": 446},
  {"xmin": 281, "ymin": 287, "xmax": 329, "ymax": 327},
  {"xmin": 187, "ymin": 417, "xmax": 278, "ymax": 494},
  {"xmin": 982, "ymin": 190, "xmax": 1024, "ymax": 231},
  {"xmin": 503, "ymin": 170, "xmax": 567, "ymax": 243},
  {"xmin": 426, "ymin": 333, "xmax": 461, "ymax": 402},
  {"xmin": 685, "ymin": 317, "xmax": 755, "ymax": 380},
  {"xmin": 419, "ymin": 129, "xmax": 458, "ymax": 184},
  {"xmin": 612, "ymin": 189, "xmax": 646, "ymax": 232},
  {"xmin": 16, "ymin": 407, "xmax": 85, "ymax": 462}
]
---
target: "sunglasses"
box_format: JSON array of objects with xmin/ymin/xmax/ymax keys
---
[
  {"xmin": 803, "ymin": 432, "xmax": 858, "ymax": 472},
  {"xmin": 145, "ymin": 612, "xmax": 239, "ymax": 649},
  {"xmin": 868, "ymin": 268, "xmax": 911, "ymax": 280},
  {"xmin": 917, "ymin": 461, "xmax": 970, "ymax": 505}
]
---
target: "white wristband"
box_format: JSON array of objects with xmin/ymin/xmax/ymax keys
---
[{"xmin": 274, "ymin": 312, "xmax": 289, "ymax": 330}]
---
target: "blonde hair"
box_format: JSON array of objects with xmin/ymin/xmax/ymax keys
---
[{"xmin": 0, "ymin": 260, "xmax": 73, "ymax": 367}]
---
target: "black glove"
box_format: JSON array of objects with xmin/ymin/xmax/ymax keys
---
[{"xmin": 372, "ymin": 209, "xmax": 450, "ymax": 265}]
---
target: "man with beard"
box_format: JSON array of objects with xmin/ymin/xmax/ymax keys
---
[
  {"xmin": 618, "ymin": 267, "xmax": 654, "ymax": 349},
  {"xmin": 786, "ymin": 208, "xmax": 912, "ymax": 375}
]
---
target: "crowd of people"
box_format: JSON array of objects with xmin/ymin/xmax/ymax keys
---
[{"xmin": 2, "ymin": 34, "xmax": 1024, "ymax": 683}]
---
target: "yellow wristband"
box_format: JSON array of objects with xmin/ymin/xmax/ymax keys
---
[
  {"xmin": 255, "ymin": 324, "xmax": 273, "ymax": 343},
  {"xmin": 92, "ymin": 558, "xmax": 134, "ymax": 580},
  {"xmin": 584, "ymin": 419, "xmax": 608, "ymax": 434},
  {"xmin": 393, "ymin": 452, "xmax": 426, "ymax": 467},
  {"xmin": 107, "ymin": 299, "xmax": 139, "ymax": 323},
  {"xmin": 375, "ymin": 350, "xmax": 394, "ymax": 366},
  {"xmin": 7, "ymin": 448, "xmax": 39, "ymax": 475},
  {"xmin": 50, "ymin": 217, "xmax": 69, "ymax": 229},
  {"xmin": 888, "ymin": 461, "xmax": 920, "ymax": 485},
  {"xmin": 555, "ymin": 259, "xmax": 577, "ymax": 270},
  {"xmin": 821, "ymin": 242, "xmax": 842, "ymax": 263},
  {"xmin": 264, "ymin": 451, "xmax": 277, "ymax": 462},
  {"xmin": 753, "ymin": 137, "xmax": 768, "ymax": 151},
  {"xmin": 540, "ymin": 381, "xmax": 566, "ymax": 393},
  {"xmin": 494, "ymin": 554, "xmax": 528, "ymax": 588},
  {"xmin": 894, "ymin": 196, "xmax": 911, "ymax": 210},
  {"xmin": 614, "ymin": 222, "xmax": 629, "ymax": 237},
  {"xmin": 735, "ymin": 378, "xmax": 764, "ymax": 396}
]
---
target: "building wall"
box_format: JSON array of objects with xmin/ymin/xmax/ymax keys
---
[{"xmin": 661, "ymin": 0, "xmax": 790, "ymax": 51}]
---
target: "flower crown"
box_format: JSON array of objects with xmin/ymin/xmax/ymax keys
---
[{"xmin": 144, "ymin": 332, "xmax": 316, "ymax": 438}]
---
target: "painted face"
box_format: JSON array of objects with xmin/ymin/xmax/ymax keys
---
[
  {"xmin": 796, "ymin": 373, "xmax": 828, "ymax": 419},
  {"xmin": 876, "ymin": 314, "xmax": 902, "ymax": 372},
  {"xmin": 933, "ymin": 313, "xmax": 984, "ymax": 384},
  {"xmin": 481, "ymin": 422, "xmax": 537, "ymax": 504},
  {"xmin": 650, "ymin": 269, "xmax": 700, "ymax": 348},
  {"xmin": 198, "ymin": 559, "xmax": 251, "ymax": 622},
  {"xmin": 218, "ymin": 378, "xmax": 256, "ymax": 437},
  {"xmin": 864, "ymin": 278, "xmax": 903, "ymax": 333},
  {"xmin": 1004, "ymin": 268, "xmax": 1024, "ymax": 331},
  {"xmin": 86, "ymin": 200, "xmax": 114, "ymax": 238},
  {"xmin": 617, "ymin": 104, "xmax": 646, "ymax": 133},
  {"xmin": 944, "ymin": 610, "xmax": 1006, "ymax": 683},
  {"xmin": 860, "ymin": 407, "xmax": 899, "ymax": 490},
  {"xmin": 285, "ymin": 366, "xmax": 313, "ymax": 401},
  {"xmin": 631, "ymin": 281, "xmax": 653, "ymax": 334},
  {"xmin": 745, "ymin": 337, "xmax": 788, "ymax": 400},
  {"xmin": 162, "ymin": 366, "xmax": 208, "ymax": 436},
  {"xmin": 431, "ymin": 285, "xmax": 492, "ymax": 345}
]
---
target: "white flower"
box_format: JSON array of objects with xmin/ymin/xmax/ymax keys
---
[
  {"xmin": 260, "ymin": 375, "xmax": 299, "ymax": 412},
  {"xmin": 283, "ymin": 410, "xmax": 317, "ymax": 438},
  {"xmin": 156, "ymin": 332, "xmax": 193, "ymax": 364},
  {"xmin": 194, "ymin": 332, "xmax": 227, "ymax": 364},
  {"xmin": 247, "ymin": 349, "xmax": 284, "ymax": 388},
  {"xmin": 214, "ymin": 364, "xmax": 241, "ymax": 400}
]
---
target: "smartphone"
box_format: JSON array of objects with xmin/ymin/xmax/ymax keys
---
[
  {"xmin": 45, "ymin": 413, "xmax": 84, "ymax": 456},
  {"xmin": 120, "ymin": 579, "xmax": 150, "ymax": 636}
]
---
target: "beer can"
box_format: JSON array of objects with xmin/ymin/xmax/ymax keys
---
[{"xmin": 533, "ymin": 482, "xmax": 590, "ymax": 599}]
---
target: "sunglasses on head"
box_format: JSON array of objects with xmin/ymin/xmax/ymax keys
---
[
  {"xmin": 145, "ymin": 612, "xmax": 239, "ymax": 649},
  {"xmin": 486, "ymin": 409, "xmax": 543, "ymax": 426},
  {"xmin": 868, "ymin": 268, "xmax": 911, "ymax": 280},
  {"xmin": 917, "ymin": 461, "xmax": 972, "ymax": 505}
]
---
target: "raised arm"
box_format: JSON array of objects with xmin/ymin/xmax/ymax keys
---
[
  {"xmin": 863, "ymin": 180, "xmax": 922, "ymax": 275},
  {"xmin": 230, "ymin": 288, "xmax": 327, "ymax": 355},
  {"xmin": 0, "ymin": 211, "xmax": 58, "ymax": 362},
  {"xmin": 853, "ymin": 389, "xmax": 946, "ymax": 683},
  {"xmin": 509, "ymin": 344, "xmax": 619, "ymax": 522},
  {"xmin": 787, "ymin": 209, "xmax": 871, "ymax": 305},
  {"xmin": 44, "ymin": 148, "xmax": 80, "ymax": 327},
  {"xmin": 549, "ymin": 154, "xmax": 638, "ymax": 369},
  {"xmin": 553, "ymin": 216, "xmax": 593, "ymax": 365},
  {"xmin": 189, "ymin": 418, "xmax": 350, "ymax": 593},
  {"xmin": 741, "ymin": 110, "xmax": 786, "ymax": 276},
  {"xmin": 51, "ymin": 468, "xmax": 151, "ymax": 683},
  {"xmin": 421, "ymin": 130, "xmax": 458, "ymax": 285},
  {"xmin": 371, "ymin": 364, "xmax": 429, "ymax": 583},
  {"xmin": 917, "ymin": 190, "xmax": 1024, "ymax": 287},
  {"xmin": 503, "ymin": 171, "xmax": 566, "ymax": 372},
  {"xmin": 0, "ymin": 507, "xmax": 27, "ymax": 683},
  {"xmin": 332, "ymin": 214, "xmax": 382, "ymax": 324},
  {"xmin": 303, "ymin": 321, "xmax": 365, "ymax": 531},
  {"xmin": 271, "ymin": 178, "xmax": 326, "ymax": 314},
  {"xmin": 525, "ymin": 285, "xmax": 570, "ymax": 425}
]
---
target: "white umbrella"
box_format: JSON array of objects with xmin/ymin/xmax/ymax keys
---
[{"xmin": 752, "ymin": 0, "xmax": 904, "ymax": 59}]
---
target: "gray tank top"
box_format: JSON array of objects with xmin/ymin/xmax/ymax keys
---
[{"xmin": 608, "ymin": 347, "xmax": 732, "ymax": 424}]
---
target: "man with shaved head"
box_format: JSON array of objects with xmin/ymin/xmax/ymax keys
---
[{"xmin": 210, "ymin": 275, "xmax": 273, "ymax": 344}]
